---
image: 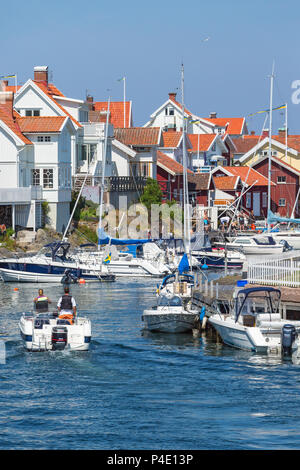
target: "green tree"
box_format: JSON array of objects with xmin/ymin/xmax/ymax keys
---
[{"xmin": 140, "ymin": 178, "xmax": 162, "ymax": 210}]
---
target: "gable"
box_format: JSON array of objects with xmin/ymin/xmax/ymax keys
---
[{"xmin": 15, "ymin": 83, "xmax": 59, "ymax": 117}]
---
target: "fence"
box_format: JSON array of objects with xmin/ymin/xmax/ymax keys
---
[{"xmin": 247, "ymin": 253, "xmax": 300, "ymax": 288}]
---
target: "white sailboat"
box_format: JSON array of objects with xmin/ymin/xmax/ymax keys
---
[{"xmin": 142, "ymin": 65, "xmax": 200, "ymax": 333}]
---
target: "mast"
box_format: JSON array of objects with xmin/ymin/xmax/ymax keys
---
[
  {"xmin": 181, "ymin": 63, "xmax": 190, "ymax": 255},
  {"xmin": 98, "ymin": 95, "xmax": 111, "ymax": 250},
  {"xmin": 267, "ymin": 63, "xmax": 275, "ymax": 231}
]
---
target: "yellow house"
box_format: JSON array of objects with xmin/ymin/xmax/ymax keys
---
[{"xmin": 233, "ymin": 131, "xmax": 300, "ymax": 172}]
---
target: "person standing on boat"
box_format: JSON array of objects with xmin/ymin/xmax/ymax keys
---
[
  {"xmin": 34, "ymin": 289, "xmax": 51, "ymax": 313},
  {"xmin": 57, "ymin": 286, "xmax": 77, "ymax": 323}
]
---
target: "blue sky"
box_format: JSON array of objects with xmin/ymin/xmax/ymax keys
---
[{"xmin": 1, "ymin": 0, "xmax": 300, "ymax": 133}]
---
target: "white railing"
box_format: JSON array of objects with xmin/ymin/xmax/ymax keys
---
[{"xmin": 247, "ymin": 253, "xmax": 300, "ymax": 288}]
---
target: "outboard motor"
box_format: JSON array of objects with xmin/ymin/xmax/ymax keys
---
[
  {"xmin": 282, "ymin": 324, "xmax": 297, "ymax": 356},
  {"xmin": 279, "ymin": 240, "xmax": 293, "ymax": 252},
  {"xmin": 52, "ymin": 326, "xmax": 68, "ymax": 350},
  {"xmin": 61, "ymin": 269, "xmax": 78, "ymax": 285}
]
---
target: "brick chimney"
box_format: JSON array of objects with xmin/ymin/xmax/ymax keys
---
[
  {"xmin": 278, "ymin": 128, "xmax": 288, "ymax": 137},
  {"xmin": 86, "ymin": 95, "xmax": 94, "ymax": 111},
  {"xmin": 169, "ymin": 92, "xmax": 177, "ymax": 101},
  {"xmin": 0, "ymin": 91, "xmax": 14, "ymax": 116},
  {"xmin": 209, "ymin": 112, "xmax": 217, "ymax": 118},
  {"xmin": 262, "ymin": 129, "xmax": 269, "ymax": 137},
  {"xmin": 251, "ymin": 130, "xmax": 255, "ymax": 135},
  {"xmin": 34, "ymin": 66, "xmax": 48, "ymax": 85}
]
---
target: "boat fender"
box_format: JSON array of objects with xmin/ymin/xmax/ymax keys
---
[
  {"xmin": 282, "ymin": 324, "xmax": 297, "ymax": 356},
  {"xmin": 200, "ymin": 306, "xmax": 206, "ymax": 322},
  {"xmin": 201, "ymin": 264, "xmax": 208, "ymax": 270}
]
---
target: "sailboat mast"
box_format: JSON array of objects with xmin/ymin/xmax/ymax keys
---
[
  {"xmin": 181, "ymin": 64, "xmax": 190, "ymax": 254},
  {"xmin": 98, "ymin": 96, "xmax": 111, "ymax": 250},
  {"xmin": 267, "ymin": 63, "xmax": 275, "ymax": 231}
]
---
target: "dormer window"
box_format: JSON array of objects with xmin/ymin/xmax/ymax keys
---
[
  {"xmin": 25, "ymin": 110, "xmax": 40, "ymax": 116},
  {"xmin": 165, "ymin": 107, "xmax": 175, "ymax": 116}
]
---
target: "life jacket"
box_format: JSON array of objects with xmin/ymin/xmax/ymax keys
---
[
  {"xmin": 35, "ymin": 295, "xmax": 49, "ymax": 312},
  {"xmin": 60, "ymin": 294, "xmax": 73, "ymax": 311}
]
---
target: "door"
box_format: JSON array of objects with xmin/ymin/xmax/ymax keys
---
[{"xmin": 253, "ymin": 192, "xmax": 260, "ymax": 216}]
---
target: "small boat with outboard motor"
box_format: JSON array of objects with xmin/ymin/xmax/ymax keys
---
[
  {"xmin": 19, "ymin": 294, "xmax": 91, "ymax": 351},
  {"xmin": 208, "ymin": 284, "xmax": 300, "ymax": 357}
]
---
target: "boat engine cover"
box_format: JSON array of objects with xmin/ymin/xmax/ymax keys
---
[
  {"xmin": 282, "ymin": 324, "xmax": 297, "ymax": 356},
  {"xmin": 52, "ymin": 326, "xmax": 68, "ymax": 350}
]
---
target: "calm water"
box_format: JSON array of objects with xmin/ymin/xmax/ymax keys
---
[{"xmin": 0, "ymin": 275, "xmax": 300, "ymax": 450}]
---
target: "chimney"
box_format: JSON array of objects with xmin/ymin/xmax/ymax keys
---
[
  {"xmin": 209, "ymin": 112, "xmax": 217, "ymax": 118},
  {"xmin": 169, "ymin": 92, "xmax": 177, "ymax": 101},
  {"xmin": 34, "ymin": 66, "xmax": 48, "ymax": 85},
  {"xmin": 251, "ymin": 130, "xmax": 255, "ymax": 135},
  {"xmin": 0, "ymin": 91, "xmax": 14, "ymax": 114},
  {"xmin": 262, "ymin": 129, "xmax": 269, "ymax": 137},
  {"xmin": 278, "ymin": 127, "xmax": 288, "ymax": 137},
  {"xmin": 86, "ymin": 95, "xmax": 94, "ymax": 111}
]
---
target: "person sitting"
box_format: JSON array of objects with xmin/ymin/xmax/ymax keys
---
[
  {"xmin": 34, "ymin": 289, "xmax": 51, "ymax": 313},
  {"xmin": 57, "ymin": 286, "xmax": 77, "ymax": 324}
]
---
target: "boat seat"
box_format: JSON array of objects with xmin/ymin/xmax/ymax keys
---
[{"xmin": 243, "ymin": 315, "xmax": 256, "ymax": 327}]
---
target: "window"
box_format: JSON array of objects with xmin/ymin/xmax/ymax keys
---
[
  {"xmin": 262, "ymin": 192, "xmax": 267, "ymax": 208},
  {"xmin": 43, "ymin": 169, "xmax": 53, "ymax": 189},
  {"xmin": 165, "ymin": 107, "xmax": 175, "ymax": 116},
  {"xmin": 37, "ymin": 136, "xmax": 51, "ymax": 142},
  {"xmin": 25, "ymin": 110, "xmax": 40, "ymax": 116},
  {"xmin": 31, "ymin": 169, "xmax": 40, "ymax": 186},
  {"xmin": 277, "ymin": 175, "xmax": 286, "ymax": 183},
  {"xmin": 211, "ymin": 143, "xmax": 216, "ymax": 151},
  {"xmin": 279, "ymin": 198, "xmax": 286, "ymax": 207},
  {"xmin": 246, "ymin": 193, "xmax": 252, "ymax": 208}
]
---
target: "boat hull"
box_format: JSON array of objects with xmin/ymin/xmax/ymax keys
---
[{"xmin": 142, "ymin": 309, "xmax": 199, "ymax": 333}]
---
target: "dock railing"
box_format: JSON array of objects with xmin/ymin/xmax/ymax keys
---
[{"xmin": 247, "ymin": 252, "xmax": 300, "ymax": 288}]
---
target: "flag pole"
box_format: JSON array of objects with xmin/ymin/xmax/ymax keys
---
[{"xmin": 123, "ymin": 76, "xmax": 126, "ymax": 127}]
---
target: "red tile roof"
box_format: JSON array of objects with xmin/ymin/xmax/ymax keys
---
[
  {"xmin": 169, "ymin": 93, "xmax": 192, "ymax": 116},
  {"xmin": 222, "ymin": 166, "xmax": 272, "ymax": 186},
  {"xmin": 188, "ymin": 172, "xmax": 211, "ymax": 190},
  {"xmin": 187, "ymin": 133, "xmax": 216, "ymax": 152},
  {"xmin": 93, "ymin": 101, "xmax": 131, "ymax": 128},
  {"xmin": 157, "ymin": 150, "xmax": 193, "ymax": 175},
  {"xmin": 114, "ymin": 127, "xmax": 160, "ymax": 146},
  {"xmin": 213, "ymin": 175, "xmax": 240, "ymax": 190},
  {"xmin": 34, "ymin": 81, "xmax": 81, "ymax": 128},
  {"xmin": 232, "ymin": 135, "xmax": 262, "ymax": 153},
  {"xmin": 205, "ymin": 117, "xmax": 245, "ymax": 135},
  {"xmin": 17, "ymin": 116, "xmax": 66, "ymax": 133},
  {"xmin": 0, "ymin": 101, "xmax": 32, "ymax": 145},
  {"xmin": 161, "ymin": 131, "xmax": 182, "ymax": 148}
]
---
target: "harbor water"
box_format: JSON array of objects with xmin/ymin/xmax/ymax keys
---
[{"xmin": 1, "ymin": 275, "xmax": 300, "ymax": 450}]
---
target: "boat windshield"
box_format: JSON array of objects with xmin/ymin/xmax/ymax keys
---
[
  {"xmin": 158, "ymin": 295, "xmax": 182, "ymax": 307},
  {"xmin": 253, "ymin": 236, "xmax": 276, "ymax": 245},
  {"xmin": 235, "ymin": 287, "xmax": 281, "ymax": 321}
]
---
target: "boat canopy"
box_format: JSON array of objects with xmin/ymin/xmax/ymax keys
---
[
  {"xmin": 43, "ymin": 242, "xmax": 71, "ymax": 261},
  {"xmin": 235, "ymin": 286, "xmax": 281, "ymax": 322},
  {"xmin": 253, "ymin": 236, "xmax": 276, "ymax": 246},
  {"xmin": 268, "ymin": 210, "xmax": 300, "ymax": 225},
  {"xmin": 98, "ymin": 228, "xmax": 151, "ymax": 246},
  {"xmin": 159, "ymin": 273, "xmax": 194, "ymax": 288}
]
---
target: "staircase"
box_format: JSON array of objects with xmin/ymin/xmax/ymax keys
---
[{"xmin": 72, "ymin": 174, "xmax": 93, "ymax": 191}]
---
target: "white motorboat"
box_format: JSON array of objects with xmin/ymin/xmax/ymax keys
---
[
  {"xmin": 191, "ymin": 247, "xmax": 246, "ymax": 269},
  {"xmin": 209, "ymin": 286, "xmax": 300, "ymax": 356},
  {"xmin": 19, "ymin": 311, "xmax": 91, "ymax": 351},
  {"xmin": 73, "ymin": 242, "xmax": 171, "ymax": 278},
  {"xmin": 0, "ymin": 242, "xmax": 115, "ymax": 283},
  {"xmin": 214, "ymin": 235, "xmax": 284, "ymax": 255},
  {"xmin": 271, "ymin": 231, "xmax": 300, "ymax": 250}
]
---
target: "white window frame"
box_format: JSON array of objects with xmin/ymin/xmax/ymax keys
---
[{"xmin": 279, "ymin": 198, "xmax": 286, "ymax": 207}]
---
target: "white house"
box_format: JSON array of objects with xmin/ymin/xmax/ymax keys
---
[
  {"xmin": 0, "ymin": 91, "xmax": 43, "ymax": 231},
  {"xmin": 144, "ymin": 92, "xmax": 216, "ymax": 134}
]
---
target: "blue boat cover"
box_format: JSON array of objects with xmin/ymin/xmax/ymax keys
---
[
  {"xmin": 178, "ymin": 253, "xmax": 190, "ymax": 274},
  {"xmin": 268, "ymin": 210, "xmax": 300, "ymax": 225},
  {"xmin": 98, "ymin": 228, "xmax": 151, "ymax": 246}
]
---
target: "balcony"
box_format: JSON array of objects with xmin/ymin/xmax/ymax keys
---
[{"xmin": 0, "ymin": 186, "xmax": 43, "ymax": 204}]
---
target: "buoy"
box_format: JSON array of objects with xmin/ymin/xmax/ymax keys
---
[
  {"xmin": 79, "ymin": 278, "xmax": 86, "ymax": 284},
  {"xmin": 14, "ymin": 287, "xmax": 19, "ymax": 291},
  {"xmin": 201, "ymin": 264, "xmax": 208, "ymax": 270}
]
